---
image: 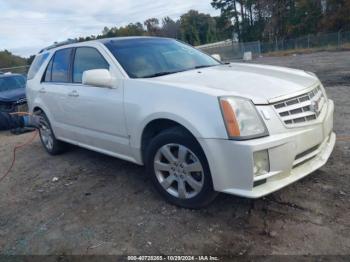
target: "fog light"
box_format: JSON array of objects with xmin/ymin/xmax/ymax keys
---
[{"xmin": 253, "ymin": 150, "xmax": 270, "ymax": 176}]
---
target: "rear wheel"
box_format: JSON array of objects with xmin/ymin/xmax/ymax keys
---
[
  {"xmin": 146, "ymin": 127, "xmax": 218, "ymax": 209},
  {"xmin": 38, "ymin": 111, "xmax": 67, "ymax": 155}
]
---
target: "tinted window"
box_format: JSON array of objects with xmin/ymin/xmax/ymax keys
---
[
  {"xmin": 44, "ymin": 58, "xmax": 53, "ymax": 82},
  {"xmin": 27, "ymin": 53, "xmax": 49, "ymax": 80},
  {"xmin": 104, "ymin": 38, "xmax": 220, "ymax": 78},
  {"xmin": 0, "ymin": 75, "xmax": 26, "ymax": 92},
  {"xmin": 73, "ymin": 47, "xmax": 109, "ymax": 83},
  {"xmin": 51, "ymin": 48, "xmax": 72, "ymax": 82}
]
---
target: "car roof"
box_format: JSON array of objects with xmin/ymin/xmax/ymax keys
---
[
  {"xmin": 39, "ymin": 36, "xmax": 170, "ymax": 54},
  {"xmin": 98, "ymin": 36, "xmax": 168, "ymax": 43}
]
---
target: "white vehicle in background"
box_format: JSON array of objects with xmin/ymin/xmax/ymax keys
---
[{"xmin": 26, "ymin": 37, "xmax": 335, "ymax": 208}]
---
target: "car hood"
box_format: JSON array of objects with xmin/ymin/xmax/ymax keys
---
[
  {"xmin": 0, "ymin": 88, "xmax": 26, "ymax": 103},
  {"xmin": 149, "ymin": 63, "xmax": 319, "ymax": 104}
]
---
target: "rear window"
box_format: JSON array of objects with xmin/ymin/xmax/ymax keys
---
[
  {"xmin": 27, "ymin": 53, "xmax": 49, "ymax": 80},
  {"xmin": 0, "ymin": 75, "xmax": 26, "ymax": 92}
]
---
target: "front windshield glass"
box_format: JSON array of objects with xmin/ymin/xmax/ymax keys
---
[
  {"xmin": 0, "ymin": 75, "xmax": 26, "ymax": 92},
  {"xmin": 104, "ymin": 38, "xmax": 221, "ymax": 78}
]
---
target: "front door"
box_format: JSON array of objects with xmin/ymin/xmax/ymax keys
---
[{"xmin": 62, "ymin": 46, "xmax": 129, "ymax": 156}]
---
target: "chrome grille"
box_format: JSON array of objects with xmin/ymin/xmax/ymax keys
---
[{"xmin": 274, "ymin": 86, "xmax": 326, "ymax": 126}]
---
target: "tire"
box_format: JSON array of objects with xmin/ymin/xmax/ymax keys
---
[
  {"xmin": 145, "ymin": 127, "xmax": 218, "ymax": 209},
  {"xmin": 38, "ymin": 111, "xmax": 67, "ymax": 155}
]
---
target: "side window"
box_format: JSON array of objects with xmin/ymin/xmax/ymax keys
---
[
  {"xmin": 27, "ymin": 53, "xmax": 49, "ymax": 80},
  {"xmin": 73, "ymin": 47, "xmax": 109, "ymax": 83},
  {"xmin": 51, "ymin": 48, "xmax": 73, "ymax": 83},
  {"xmin": 44, "ymin": 57, "xmax": 53, "ymax": 82}
]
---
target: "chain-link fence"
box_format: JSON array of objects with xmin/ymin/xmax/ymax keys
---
[{"xmin": 197, "ymin": 30, "xmax": 350, "ymax": 61}]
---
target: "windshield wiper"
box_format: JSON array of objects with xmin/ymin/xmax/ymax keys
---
[
  {"xmin": 142, "ymin": 70, "xmax": 185, "ymax": 78},
  {"xmin": 194, "ymin": 64, "xmax": 221, "ymax": 69},
  {"xmin": 142, "ymin": 65, "xmax": 220, "ymax": 78}
]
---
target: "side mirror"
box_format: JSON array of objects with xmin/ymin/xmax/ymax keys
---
[
  {"xmin": 82, "ymin": 69, "xmax": 114, "ymax": 88},
  {"xmin": 211, "ymin": 54, "xmax": 222, "ymax": 61}
]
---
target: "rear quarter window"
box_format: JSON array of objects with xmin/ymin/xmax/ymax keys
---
[{"xmin": 27, "ymin": 53, "xmax": 49, "ymax": 80}]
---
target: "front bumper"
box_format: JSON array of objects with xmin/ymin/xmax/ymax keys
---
[
  {"xmin": 199, "ymin": 99, "xmax": 335, "ymax": 198},
  {"xmin": 0, "ymin": 100, "xmax": 28, "ymax": 113}
]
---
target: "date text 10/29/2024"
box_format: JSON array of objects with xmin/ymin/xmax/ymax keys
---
[{"xmin": 127, "ymin": 256, "xmax": 220, "ymax": 261}]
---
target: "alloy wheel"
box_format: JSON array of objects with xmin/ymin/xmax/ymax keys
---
[
  {"xmin": 154, "ymin": 143, "xmax": 204, "ymax": 199},
  {"xmin": 40, "ymin": 121, "xmax": 54, "ymax": 151}
]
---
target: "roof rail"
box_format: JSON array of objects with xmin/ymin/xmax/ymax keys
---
[{"xmin": 39, "ymin": 39, "xmax": 78, "ymax": 53}]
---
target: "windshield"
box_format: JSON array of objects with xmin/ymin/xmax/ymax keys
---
[
  {"xmin": 104, "ymin": 38, "xmax": 221, "ymax": 78},
  {"xmin": 0, "ymin": 75, "xmax": 26, "ymax": 92}
]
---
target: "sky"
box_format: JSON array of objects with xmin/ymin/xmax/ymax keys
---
[{"xmin": 0, "ymin": 0, "xmax": 220, "ymax": 57}]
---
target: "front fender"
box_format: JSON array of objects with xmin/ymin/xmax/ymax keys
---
[
  {"xmin": 30, "ymin": 98, "xmax": 54, "ymax": 123},
  {"xmin": 135, "ymin": 112, "xmax": 203, "ymax": 146},
  {"xmin": 124, "ymin": 80, "xmax": 228, "ymax": 163}
]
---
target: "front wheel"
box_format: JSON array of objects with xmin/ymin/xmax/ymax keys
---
[{"xmin": 146, "ymin": 127, "xmax": 218, "ymax": 209}]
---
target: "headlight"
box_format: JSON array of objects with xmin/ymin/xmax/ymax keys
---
[
  {"xmin": 306, "ymin": 72, "xmax": 328, "ymax": 99},
  {"xmin": 219, "ymin": 97, "xmax": 268, "ymax": 140},
  {"xmin": 319, "ymin": 83, "xmax": 328, "ymax": 100}
]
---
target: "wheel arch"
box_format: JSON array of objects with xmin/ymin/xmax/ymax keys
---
[
  {"xmin": 31, "ymin": 101, "xmax": 53, "ymax": 121},
  {"xmin": 137, "ymin": 115, "xmax": 204, "ymax": 165},
  {"xmin": 32, "ymin": 105, "xmax": 57, "ymax": 137},
  {"xmin": 33, "ymin": 105, "xmax": 44, "ymax": 113}
]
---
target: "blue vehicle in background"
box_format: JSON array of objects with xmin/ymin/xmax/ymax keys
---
[{"xmin": 0, "ymin": 73, "xmax": 27, "ymax": 113}]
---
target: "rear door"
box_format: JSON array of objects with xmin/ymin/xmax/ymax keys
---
[{"xmin": 40, "ymin": 47, "xmax": 76, "ymax": 139}]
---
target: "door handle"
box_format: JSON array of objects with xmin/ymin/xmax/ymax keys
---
[
  {"xmin": 39, "ymin": 88, "xmax": 46, "ymax": 93},
  {"xmin": 68, "ymin": 90, "xmax": 79, "ymax": 97}
]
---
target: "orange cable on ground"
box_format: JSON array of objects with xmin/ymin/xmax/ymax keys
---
[
  {"xmin": 0, "ymin": 130, "xmax": 38, "ymax": 183},
  {"xmin": 9, "ymin": 112, "xmax": 33, "ymax": 116},
  {"xmin": 0, "ymin": 112, "xmax": 39, "ymax": 183}
]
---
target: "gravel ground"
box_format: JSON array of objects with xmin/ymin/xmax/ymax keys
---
[{"xmin": 0, "ymin": 51, "xmax": 349, "ymax": 256}]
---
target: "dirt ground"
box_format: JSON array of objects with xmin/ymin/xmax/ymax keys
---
[{"xmin": 0, "ymin": 51, "xmax": 349, "ymax": 256}]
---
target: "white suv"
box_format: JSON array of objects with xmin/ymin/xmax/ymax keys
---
[{"xmin": 27, "ymin": 37, "xmax": 335, "ymax": 208}]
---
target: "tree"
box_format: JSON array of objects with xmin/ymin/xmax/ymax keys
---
[
  {"xmin": 0, "ymin": 50, "xmax": 27, "ymax": 68},
  {"xmin": 287, "ymin": 0, "xmax": 323, "ymax": 36},
  {"xmin": 319, "ymin": 0, "xmax": 350, "ymax": 31},
  {"xmin": 161, "ymin": 17, "xmax": 180, "ymax": 38},
  {"xmin": 144, "ymin": 18, "xmax": 160, "ymax": 36},
  {"xmin": 212, "ymin": 0, "xmax": 242, "ymax": 40},
  {"xmin": 27, "ymin": 55, "xmax": 35, "ymax": 65},
  {"xmin": 118, "ymin": 23, "xmax": 145, "ymax": 36},
  {"xmin": 75, "ymin": 1, "xmax": 349, "ymax": 49},
  {"xmin": 180, "ymin": 10, "xmax": 218, "ymax": 45},
  {"xmin": 214, "ymin": 15, "xmax": 234, "ymax": 40},
  {"xmin": 211, "ymin": 0, "xmax": 350, "ymax": 42}
]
